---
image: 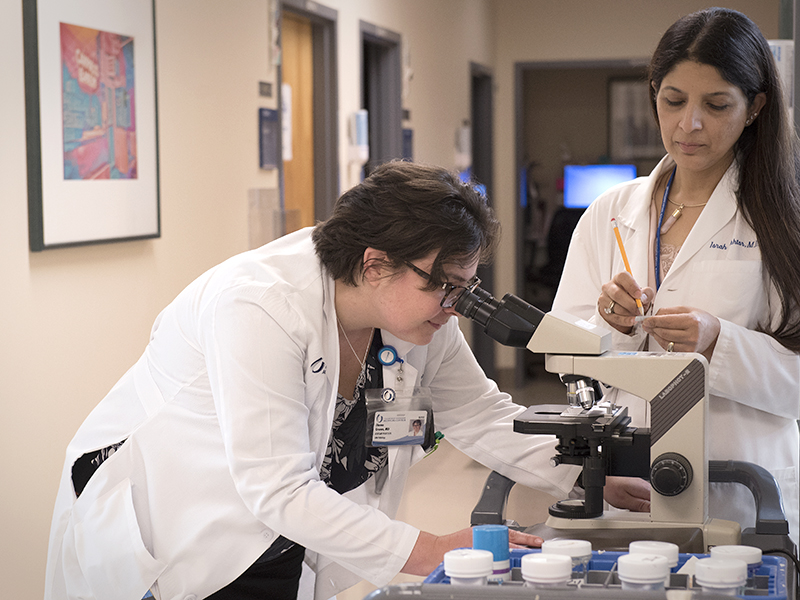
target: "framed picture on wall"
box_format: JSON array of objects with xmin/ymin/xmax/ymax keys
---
[
  {"xmin": 22, "ymin": 0, "xmax": 160, "ymax": 251},
  {"xmin": 608, "ymin": 78, "xmax": 664, "ymax": 161}
]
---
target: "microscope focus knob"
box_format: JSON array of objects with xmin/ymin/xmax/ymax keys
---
[{"xmin": 650, "ymin": 452, "xmax": 693, "ymax": 496}]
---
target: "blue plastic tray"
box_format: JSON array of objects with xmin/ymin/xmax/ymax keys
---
[{"xmin": 424, "ymin": 549, "xmax": 789, "ymax": 599}]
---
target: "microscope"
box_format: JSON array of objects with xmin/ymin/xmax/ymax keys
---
[{"xmin": 456, "ymin": 286, "xmax": 794, "ymax": 554}]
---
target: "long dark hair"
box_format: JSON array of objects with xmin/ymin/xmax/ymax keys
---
[
  {"xmin": 648, "ymin": 7, "xmax": 800, "ymax": 351},
  {"xmin": 312, "ymin": 160, "xmax": 499, "ymax": 288}
]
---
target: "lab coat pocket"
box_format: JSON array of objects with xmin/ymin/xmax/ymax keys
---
[
  {"xmin": 69, "ymin": 479, "xmax": 166, "ymax": 600},
  {"xmin": 686, "ymin": 261, "xmax": 763, "ymax": 325}
]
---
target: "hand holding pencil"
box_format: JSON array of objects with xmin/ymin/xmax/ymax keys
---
[
  {"xmin": 598, "ymin": 219, "xmax": 653, "ymax": 333},
  {"xmin": 611, "ymin": 218, "xmax": 645, "ymax": 317}
]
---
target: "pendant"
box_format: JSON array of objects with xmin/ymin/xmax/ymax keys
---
[{"xmin": 660, "ymin": 205, "xmax": 684, "ymax": 234}]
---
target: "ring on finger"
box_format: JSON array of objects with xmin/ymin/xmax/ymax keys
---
[
  {"xmin": 603, "ymin": 300, "xmax": 616, "ymax": 315},
  {"xmin": 667, "ymin": 341, "xmax": 674, "ymax": 352}
]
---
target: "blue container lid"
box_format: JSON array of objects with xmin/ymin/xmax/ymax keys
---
[{"xmin": 472, "ymin": 524, "xmax": 510, "ymax": 561}]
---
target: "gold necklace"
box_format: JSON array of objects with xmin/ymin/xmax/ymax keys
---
[
  {"xmin": 667, "ymin": 197, "xmax": 709, "ymax": 208},
  {"xmin": 661, "ymin": 195, "xmax": 709, "ymax": 235},
  {"xmin": 337, "ymin": 317, "xmax": 374, "ymax": 367}
]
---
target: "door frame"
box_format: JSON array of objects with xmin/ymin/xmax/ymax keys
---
[
  {"xmin": 360, "ymin": 20, "xmax": 403, "ymax": 172},
  {"xmin": 470, "ymin": 61, "xmax": 496, "ymax": 380},
  {"xmin": 280, "ymin": 0, "xmax": 339, "ymax": 220}
]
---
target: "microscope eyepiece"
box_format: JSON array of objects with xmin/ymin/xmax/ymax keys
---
[
  {"xmin": 453, "ymin": 286, "xmax": 498, "ymax": 325},
  {"xmin": 453, "ymin": 285, "xmax": 545, "ymax": 348}
]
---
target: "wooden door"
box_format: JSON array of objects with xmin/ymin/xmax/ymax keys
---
[{"xmin": 281, "ymin": 12, "xmax": 315, "ymax": 232}]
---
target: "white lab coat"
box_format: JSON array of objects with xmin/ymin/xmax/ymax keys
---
[
  {"xmin": 45, "ymin": 228, "xmax": 579, "ymax": 600},
  {"xmin": 553, "ymin": 156, "xmax": 800, "ymax": 543}
]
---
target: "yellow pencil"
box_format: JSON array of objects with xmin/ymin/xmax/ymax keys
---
[{"xmin": 611, "ymin": 218, "xmax": 645, "ymax": 316}]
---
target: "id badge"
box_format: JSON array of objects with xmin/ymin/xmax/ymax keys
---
[{"xmin": 365, "ymin": 387, "xmax": 433, "ymax": 447}]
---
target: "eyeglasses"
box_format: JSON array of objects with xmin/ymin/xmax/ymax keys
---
[{"xmin": 404, "ymin": 261, "xmax": 481, "ymax": 308}]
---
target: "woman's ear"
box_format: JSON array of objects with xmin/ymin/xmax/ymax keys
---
[
  {"xmin": 651, "ymin": 80, "xmax": 660, "ymax": 101},
  {"xmin": 362, "ymin": 247, "xmax": 388, "ymax": 283},
  {"xmin": 749, "ymin": 92, "xmax": 767, "ymax": 121}
]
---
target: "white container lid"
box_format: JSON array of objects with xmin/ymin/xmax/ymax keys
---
[
  {"xmin": 694, "ymin": 557, "xmax": 748, "ymax": 588},
  {"xmin": 617, "ymin": 553, "xmax": 670, "ymax": 583},
  {"xmin": 520, "ymin": 553, "xmax": 573, "ymax": 583},
  {"xmin": 629, "ymin": 540, "xmax": 679, "ymax": 567},
  {"xmin": 541, "ymin": 539, "xmax": 592, "ymax": 560},
  {"xmin": 710, "ymin": 545, "xmax": 762, "ymax": 566},
  {"xmin": 443, "ymin": 549, "xmax": 493, "ymax": 578}
]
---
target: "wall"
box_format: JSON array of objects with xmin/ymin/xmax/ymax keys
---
[{"xmin": 0, "ymin": 0, "xmax": 781, "ymax": 598}]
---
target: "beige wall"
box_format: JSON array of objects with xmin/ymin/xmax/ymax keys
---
[{"xmin": 0, "ymin": 1, "xmax": 780, "ymax": 597}]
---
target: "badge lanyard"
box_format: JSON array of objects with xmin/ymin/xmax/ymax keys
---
[
  {"xmin": 374, "ymin": 345, "xmax": 441, "ymax": 453},
  {"xmin": 378, "ymin": 345, "xmax": 404, "ymax": 383},
  {"xmin": 654, "ymin": 166, "xmax": 677, "ymax": 290}
]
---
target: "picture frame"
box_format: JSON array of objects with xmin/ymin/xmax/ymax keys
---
[
  {"xmin": 22, "ymin": 0, "xmax": 160, "ymax": 251},
  {"xmin": 608, "ymin": 78, "xmax": 664, "ymax": 161}
]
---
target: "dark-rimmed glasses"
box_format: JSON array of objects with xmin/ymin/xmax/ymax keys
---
[{"xmin": 404, "ymin": 261, "xmax": 481, "ymax": 308}]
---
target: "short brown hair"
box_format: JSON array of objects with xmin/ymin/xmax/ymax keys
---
[{"xmin": 312, "ymin": 160, "xmax": 499, "ymax": 287}]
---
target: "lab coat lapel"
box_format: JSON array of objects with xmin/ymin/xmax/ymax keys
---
[
  {"xmin": 664, "ymin": 163, "xmax": 738, "ymax": 280},
  {"xmin": 377, "ymin": 330, "xmax": 418, "ymax": 394},
  {"xmin": 322, "ymin": 275, "xmax": 340, "ymax": 426}
]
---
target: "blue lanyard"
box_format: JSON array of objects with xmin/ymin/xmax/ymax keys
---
[{"xmin": 654, "ymin": 166, "xmax": 677, "ymax": 290}]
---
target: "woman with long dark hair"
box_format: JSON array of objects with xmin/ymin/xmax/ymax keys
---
[{"xmin": 554, "ymin": 7, "xmax": 800, "ymax": 543}]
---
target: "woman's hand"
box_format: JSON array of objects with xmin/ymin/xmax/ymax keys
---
[
  {"xmin": 604, "ymin": 476, "xmax": 651, "ymax": 513},
  {"xmin": 598, "ymin": 272, "xmax": 654, "ymax": 334},
  {"xmin": 641, "ymin": 307, "xmax": 721, "ymax": 361},
  {"xmin": 402, "ymin": 527, "xmax": 543, "ymax": 576}
]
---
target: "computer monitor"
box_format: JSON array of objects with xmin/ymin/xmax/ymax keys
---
[{"xmin": 563, "ymin": 164, "xmax": 637, "ymax": 209}]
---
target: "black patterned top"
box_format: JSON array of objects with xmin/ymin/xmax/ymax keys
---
[{"xmin": 319, "ymin": 330, "xmax": 388, "ymax": 494}]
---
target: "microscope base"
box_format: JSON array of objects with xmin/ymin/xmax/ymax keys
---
[{"xmin": 524, "ymin": 512, "xmax": 740, "ymax": 553}]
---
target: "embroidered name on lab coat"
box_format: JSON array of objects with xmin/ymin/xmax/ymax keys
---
[{"xmin": 709, "ymin": 238, "xmax": 758, "ymax": 250}]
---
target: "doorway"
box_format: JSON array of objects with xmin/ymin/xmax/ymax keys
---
[
  {"xmin": 280, "ymin": 0, "xmax": 338, "ymax": 226},
  {"xmin": 360, "ymin": 21, "xmax": 403, "ymax": 176},
  {"xmin": 514, "ymin": 59, "xmax": 652, "ymax": 386}
]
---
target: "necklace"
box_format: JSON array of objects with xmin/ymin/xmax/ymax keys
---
[
  {"xmin": 659, "ymin": 172, "xmax": 709, "ymax": 235},
  {"xmin": 337, "ymin": 317, "xmax": 374, "ymax": 367},
  {"xmin": 667, "ymin": 197, "xmax": 709, "ymax": 208}
]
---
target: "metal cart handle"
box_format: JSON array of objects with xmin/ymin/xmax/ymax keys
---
[{"xmin": 709, "ymin": 460, "xmax": 789, "ymax": 536}]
